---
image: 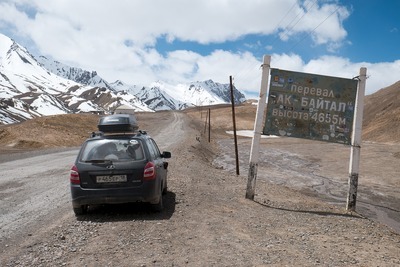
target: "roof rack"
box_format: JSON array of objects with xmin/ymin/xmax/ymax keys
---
[
  {"xmin": 89, "ymin": 130, "xmax": 148, "ymax": 138},
  {"xmin": 97, "ymin": 114, "xmax": 138, "ymax": 133}
]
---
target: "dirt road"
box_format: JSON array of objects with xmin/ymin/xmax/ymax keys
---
[{"xmin": 1, "ymin": 111, "xmax": 399, "ymax": 266}]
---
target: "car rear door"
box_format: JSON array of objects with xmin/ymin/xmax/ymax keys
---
[{"xmin": 146, "ymin": 138, "xmax": 167, "ymax": 182}]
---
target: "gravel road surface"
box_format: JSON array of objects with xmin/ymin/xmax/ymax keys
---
[{"xmin": 1, "ymin": 111, "xmax": 399, "ymax": 266}]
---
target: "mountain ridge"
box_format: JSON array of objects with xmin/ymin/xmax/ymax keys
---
[
  {"xmin": 2, "ymin": 32, "xmax": 399, "ymax": 144},
  {"xmin": 0, "ymin": 33, "xmax": 246, "ymax": 124},
  {"xmin": 363, "ymin": 80, "xmax": 400, "ymax": 142}
]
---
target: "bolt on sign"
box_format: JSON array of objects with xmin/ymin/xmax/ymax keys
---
[{"xmin": 264, "ymin": 68, "xmax": 358, "ymax": 145}]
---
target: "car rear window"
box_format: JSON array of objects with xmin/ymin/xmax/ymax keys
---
[{"xmin": 80, "ymin": 138, "xmax": 145, "ymax": 162}]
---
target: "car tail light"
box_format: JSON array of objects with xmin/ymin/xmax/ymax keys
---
[
  {"xmin": 70, "ymin": 165, "xmax": 80, "ymax": 184},
  {"xmin": 143, "ymin": 162, "xmax": 156, "ymax": 180}
]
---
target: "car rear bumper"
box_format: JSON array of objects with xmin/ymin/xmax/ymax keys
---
[{"xmin": 70, "ymin": 181, "xmax": 160, "ymax": 207}]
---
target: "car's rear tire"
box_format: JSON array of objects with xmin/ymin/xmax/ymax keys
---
[
  {"xmin": 73, "ymin": 205, "xmax": 88, "ymax": 216},
  {"xmin": 151, "ymin": 187, "xmax": 163, "ymax": 212},
  {"xmin": 162, "ymin": 177, "xmax": 168, "ymax": 195},
  {"xmin": 151, "ymin": 198, "xmax": 163, "ymax": 212}
]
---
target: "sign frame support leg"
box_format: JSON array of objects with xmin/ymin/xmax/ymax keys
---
[
  {"xmin": 246, "ymin": 55, "xmax": 271, "ymax": 200},
  {"xmin": 347, "ymin": 67, "xmax": 367, "ymax": 211}
]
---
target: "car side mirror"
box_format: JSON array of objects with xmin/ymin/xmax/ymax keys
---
[{"xmin": 161, "ymin": 151, "xmax": 171, "ymax": 158}]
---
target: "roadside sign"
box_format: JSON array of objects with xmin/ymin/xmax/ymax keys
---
[{"xmin": 264, "ymin": 68, "xmax": 358, "ymax": 145}]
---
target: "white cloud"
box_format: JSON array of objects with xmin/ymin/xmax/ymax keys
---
[
  {"xmin": 276, "ymin": 0, "xmax": 349, "ymax": 46},
  {"xmin": 0, "ymin": 0, "xmax": 350, "ymax": 58},
  {"xmin": 0, "ymin": 0, "xmax": 399, "ymax": 99},
  {"xmin": 359, "ymin": 60, "xmax": 400, "ymax": 94},
  {"xmin": 306, "ymin": 2, "xmax": 349, "ymax": 44}
]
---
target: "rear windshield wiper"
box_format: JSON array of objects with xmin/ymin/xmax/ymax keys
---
[{"xmin": 84, "ymin": 159, "xmax": 113, "ymax": 164}]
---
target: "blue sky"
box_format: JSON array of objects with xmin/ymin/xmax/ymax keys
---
[
  {"xmin": 342, "ymin": 0, "xmax": 399, "ymax": 63},
  {"xmin": 0, "ymin": 0, "xmax": 399, "ymax": 97}
]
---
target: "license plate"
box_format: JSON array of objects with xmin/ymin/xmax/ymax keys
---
[{"xmin": 96, "ymin": 175, "xmax": 127, "ymax": 183}]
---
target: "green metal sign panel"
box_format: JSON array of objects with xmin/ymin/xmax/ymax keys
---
[{"xmin": 264, "ymin": 68, "xmax": 358, "ymax": 145}]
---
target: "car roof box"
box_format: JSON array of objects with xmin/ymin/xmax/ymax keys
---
[{"xmin": 98, "ymin": 114, "xmax": 139, "ymax": 133}]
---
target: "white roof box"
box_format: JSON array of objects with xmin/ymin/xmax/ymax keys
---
[{"xmin": 98, "ymin": 114, "xmax": 139, "ymax": 133}]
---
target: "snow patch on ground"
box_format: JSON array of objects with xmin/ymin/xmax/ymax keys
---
[{"xmin": 226, "ymin": 130, "xmax": 279, "ymax": 139}]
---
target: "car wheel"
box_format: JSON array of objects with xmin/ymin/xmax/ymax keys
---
[
  {"xmin": 151, "ymin": 188, "xmax": 163, "ymax": 212},
  {"xmin": 162, "ymin": 177, "xmax": 168, "ymax": 195},
  {"xmin": 73, "ymin": 205, "xmax": 88, "ymax": 216}
]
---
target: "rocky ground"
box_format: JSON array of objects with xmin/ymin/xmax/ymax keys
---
[{"xmin": 0, "ymin": 108, "xmax": 399, "ymax": 266}]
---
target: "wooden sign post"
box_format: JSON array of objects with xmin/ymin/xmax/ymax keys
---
[
  {"xmin": 246, "ymin": 55, "xmax": 271, "ymax": 200},
  {"xmin": 347, "ymin": 67, "xmax": 367, "ymax": 211}
]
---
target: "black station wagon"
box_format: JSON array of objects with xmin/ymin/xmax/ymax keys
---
[{"xmin": 70, "ymin": 114, "xmax": 171, "ymax": 215}]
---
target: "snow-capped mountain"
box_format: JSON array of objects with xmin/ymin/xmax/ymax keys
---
[
  {"xmin": 33, "ymin": 48, "xmax": 246, "ymax": 112},
  {"xmin": 134, "ymin": 83, "xmax": 188, "ymax": 111},
  {"xmin": 110, "ymin": 80, "xmax": 245, "ymax": 111},
  {"xmin": 0, "ymin": 32, "xmax": 246, "ymax": 124},
  {"xmin": 48, "ymin": 62, "xmax": 246, "ymax": 112},
  {"xmin": 36, "ymin": 55, "xmax": 113, "ymax": 91},
  {"xmin": 0, "ymin": 33, "xmax": 151, "ymax": 124}
]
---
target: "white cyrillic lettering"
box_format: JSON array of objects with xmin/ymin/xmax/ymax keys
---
[
  {"xmin": 309, "ymin": 98, "xmax": 315, "ymax": 108},
  {"xmin": 285, "ymin": 95, "xmax": 292, "ymax": 105},
  {"xmin": 338, "ymin": 102, "xmax": 346, "ymax": 112},
  {"xmin": 290, "ymin": 83, "xmax": 334, "ymax": 98},
  {"xmin": 324, "ymin": 100, "xmax": 331, "ymax": 110},
  {"xmin": 301, "ymin": 97, "xmax": 308, "ymax": 107},
  {"xmin": 316, "ymin": 99, "xmax": 324, "ymax": 109},
  {"xmin": 330, "ymin": 101, "xmax": 337, "ymax": 111},
  {"xmin": 276, "ymin": 94, "xmax": 292, "ymax": 105},
  {"xmin": 298, "ymin": 86, "xmax": 303, "ymax": 94},
  {"xmin": 277, "ymin": 94, "xmax": 284, "ymax": 104}
]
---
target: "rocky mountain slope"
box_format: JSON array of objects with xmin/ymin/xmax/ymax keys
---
[
  {"xmin": 1, "ymin": 31, "xmax": 399, "ymax": 144},
  {"xmin": 363, "ymin": 81, "xmax": 400, "ymax": 143},
  {"xmin": 35, "ymin": 55, "xmax": 114, "ymax": 91},
  {"xmin": 0, "ymin": 34, "xmax": 152, "ymax": 124},
  {"xmin": 0, "ymin": 33, "xmax": 245, "ymax": 124}
]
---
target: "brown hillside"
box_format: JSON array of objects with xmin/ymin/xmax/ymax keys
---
[
  {"xmin": 1, "ymin": 83, "xmax": 400, "ymax": 153},
  {"xmin": 363, "ymin": 81, "xmax": 400, "ymax": 143},
  {"xmin": 0, "ymin": 114, "xmax": 100, "ymax": 150},
  {"xmin": 0, "ymin": 112, "xmax": 168, "ymax": 151}
]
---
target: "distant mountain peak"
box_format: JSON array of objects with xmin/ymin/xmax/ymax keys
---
[{"xmin": 0, "ymin": 32, "xmax": 246, "ymax": 124}]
